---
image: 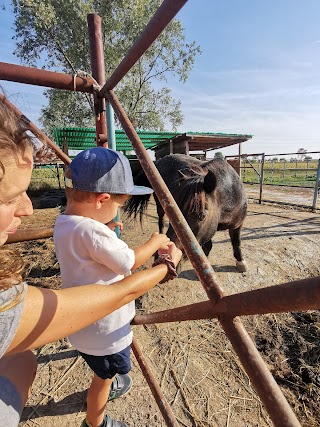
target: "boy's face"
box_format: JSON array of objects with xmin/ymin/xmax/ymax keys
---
[{"xmin": 97, "ymin": 193, "xmax": 131, "ymax": 224}]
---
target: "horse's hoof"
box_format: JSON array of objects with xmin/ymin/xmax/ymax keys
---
[{"xmin": 236, "ymin": 260, "xmax": 248, "ymax": 273}]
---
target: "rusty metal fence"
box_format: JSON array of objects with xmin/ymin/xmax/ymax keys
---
[{"xmin": 1, "ymin": 1, "xmax": 319, "ymax": 426}]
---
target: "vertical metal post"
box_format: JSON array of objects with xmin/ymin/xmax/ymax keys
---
[
  {"xmin": 106, "ymin": 102, "xmax": 116, "ymax": 150},
  {"xmin": 238, "ymin": 142, "xmax": 242, "ymax": 179},
  {"xmin": 259, "ymin": 153, "xmax": 265, "ymax": 204},
  {"xmin": 87, "ymin": 14, "xmax": 108, "ymax": 147},
  {"xmin": 106, "ymin": 100, "xmax": 121, "ymax": 238},
  {"xmin": 312, "ymin": 159, "xmax": 320, "ymax": 211},
  {"xmin": 56, "ymin": 163, "xmax": 61, "ymax": 190}
]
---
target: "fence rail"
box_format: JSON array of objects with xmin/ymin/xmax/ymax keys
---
[{"xmin": 226, "ymin": 151, "xmax": 320, "ymax": 211}]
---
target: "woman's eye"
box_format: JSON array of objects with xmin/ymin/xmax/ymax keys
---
[{"xmin": 5, "ymin": 195, "xmax": 21, "ymax": 205}]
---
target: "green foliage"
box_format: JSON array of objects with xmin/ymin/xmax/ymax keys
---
[{"xmin": 11, "ymin": 0, "xmax": 201, "ymax": 133}]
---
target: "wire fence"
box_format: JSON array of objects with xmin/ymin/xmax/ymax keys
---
[
  {"xmin": 226, "ymin": 151, "xmax": 320, "ymax": 211},
  {"xmin": 30, "ymin": 162, "xmax": 65, "ymax": 192}
]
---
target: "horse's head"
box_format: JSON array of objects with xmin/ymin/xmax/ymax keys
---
[{"xmin": 166, "ymin": 166, "xmax": 218, "ymax": 256}]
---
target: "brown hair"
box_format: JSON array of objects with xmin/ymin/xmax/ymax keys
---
[
  {"xmin": 0, "ymin": 247, "xmax": 25, "ymax": 312},
  {"xmin": 0, "ymin": 97, "xmax": 33, "ymax": 183},
  {"xmin": 0, "ymin": 98, "xmax": 31, "ymax": 309},
  {"xmin": 0, "ymin": 247, "xmax": 25, "ymax": 291}
]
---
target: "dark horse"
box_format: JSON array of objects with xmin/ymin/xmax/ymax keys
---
[{"xmin": 125, "ymin": 154, "xmax": 248, "ymax": 272}]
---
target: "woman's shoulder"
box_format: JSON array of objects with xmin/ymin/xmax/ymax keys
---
[{"xmin": 0, "ymin": 283, "xmax": 27, "ymax": 358}]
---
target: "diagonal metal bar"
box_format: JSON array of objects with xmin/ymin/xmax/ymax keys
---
[
  {"xmin": 100, "ymin": 0, "xmax": 188, "ymax": 93},
  {"xmin": 106, "ymin": 88, "xmax": 301, "ymax": 427},
  {"xmin": 220, "ymin": 316, "xmax": 301, "ymax": 427},
  {"xmin": 0, "ymin": 95, "xmax": 71, "ymax": 165},
  {"xmin": 131, "ymin": 338, "xmax": 180, "ymax": 427},
  {"xmin": 106, "ymin": 89, "xmax": 224, "ymax": 304}
]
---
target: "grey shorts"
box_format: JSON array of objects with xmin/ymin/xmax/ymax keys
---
[{"xmin": 0, "ymin": 376, "xmax": 22, "ymax": 426}]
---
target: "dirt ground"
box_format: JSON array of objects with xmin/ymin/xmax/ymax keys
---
[{"xmin": 11, "ymin": 194, "xmax": 320, "ymax": 427}]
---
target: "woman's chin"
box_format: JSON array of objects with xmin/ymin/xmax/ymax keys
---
[{"xmin": 0, "ymin": 235, "xmax": 8, "ymax": 246}]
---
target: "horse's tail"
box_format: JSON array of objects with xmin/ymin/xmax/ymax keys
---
[{"xmin": 124, "ymin": 169, "xmax": 153, "ymax": 222}]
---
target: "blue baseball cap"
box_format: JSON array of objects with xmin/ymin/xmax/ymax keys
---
[{"xmin": 65, "ymin": 147, "xmax": 154, "ymax": 196}]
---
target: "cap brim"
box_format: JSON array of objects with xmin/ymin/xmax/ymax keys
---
[{"xmin": 127, "ymin": 185, "xmax": 154, "ymax": 196}]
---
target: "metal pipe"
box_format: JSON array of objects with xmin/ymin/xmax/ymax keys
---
[
  {"xmin": 5, "ymin": 227, "xmax": 54, "ymax": 244},
  {"xmin": 106, "ymin": 100, "xmax": 121, "ymax": 237},
  {"xmin": 0, "ymin": 95, "xmax": 71, "ymax": 165},
  {"xmin": 221, "ymin": 317, "xmax": 301, "ymax": 426},
  {"xmin": 312, "ymin": 159, "xmax": 320, "ymax": 211},
  {"xmin": 133, "ymin": 276, "xmax": 320, "ymax": 324},
  {"xmin": 131, "ymin": 338, "xmax": 180, "ymax": 427},
  {"xmin": 100, "ymin": 0, "xmax": 188, "ymax": 93},
  {"xmin": 259, "ymin": 153, "xmax": 265, "ymax": 204},
  {"xmin": 87, "ymin": 14, "xmax": 108, "ymax": 146},
  {"xmin": 0, "ymin": 62, "xmax": 95, "ymax": 93},
  {"xmin": 106, "ymin": 89, "xmax": 302, "ymax": 425},
  {"xmin": 106, "ymin": 89, "xmax": 224, "ymax": 304}
]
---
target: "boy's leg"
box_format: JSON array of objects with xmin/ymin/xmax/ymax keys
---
[
  {"xmin": 80, "ymin": 346, "xmax": 132, "ymax": 427},
  {"xmin": 86, "ymin": 374, "xmax": 114, "ymax": 427}
]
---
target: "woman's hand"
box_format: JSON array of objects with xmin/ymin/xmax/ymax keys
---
[{"xmin": 158, "ymin": 242, "xmax": 182, "ymax": 267}]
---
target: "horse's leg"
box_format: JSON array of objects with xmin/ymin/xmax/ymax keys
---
[
  {"xmin": 202, "ymin": 240, "xmax": 213, "ymax": 257},
  {"xmin": 229, "ymin": 226, "xmax": 248, "ymax": 272}
]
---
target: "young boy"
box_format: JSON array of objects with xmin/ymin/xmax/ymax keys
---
[{"xmin": 53, "ymin": 147, "xmax": 172, "ymax": 427}]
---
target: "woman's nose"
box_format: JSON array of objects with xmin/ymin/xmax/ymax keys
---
[{"xmin": 15, "ymin": 193, "xmax": 33, "ymax": 217}]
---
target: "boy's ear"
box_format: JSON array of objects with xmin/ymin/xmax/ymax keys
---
[{"xmin": 95, "ymin": 193, "xmax": 111, "ymax": 209}]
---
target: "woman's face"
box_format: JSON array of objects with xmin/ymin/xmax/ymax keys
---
[{"xmin": 0, "ymin": 149, "xmax": 33, "ymax": 245}]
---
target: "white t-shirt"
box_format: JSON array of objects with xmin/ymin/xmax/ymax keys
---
[{"xmin": 54, "ymin": 215, "xmax": 135, "ymax": 356}]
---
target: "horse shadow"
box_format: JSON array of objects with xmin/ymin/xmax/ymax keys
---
[{"xmin": 179, "ymin": 264, "xmax": 238, "ymax": 281}]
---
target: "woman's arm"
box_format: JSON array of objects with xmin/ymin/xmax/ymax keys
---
[{"xmin": 6, "ymin": 263, "xmax": 176, "ymax": 354}]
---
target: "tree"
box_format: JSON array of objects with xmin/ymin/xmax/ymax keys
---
[
  {"xmin": 214, "ymin": 151, "xmax": 224, "ymax": 159},
  {"xmin": 11, "ymin": 0, "xmax": 201, "ymax": 136},
  {"xmin": 297, "ymin": 148, "xmax": 307, "ymax": 161}
]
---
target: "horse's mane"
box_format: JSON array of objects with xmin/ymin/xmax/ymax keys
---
[
  {"xmin": 124, "ymin": 158, "xmax": 214, "ymax": 222},
  {"xmin": 124, "ymin": 193, "xmax": 152, "ymax": 223},
  {"xmin": 173, "ymin": 164, "xmax": 207, "ymax": 216}
]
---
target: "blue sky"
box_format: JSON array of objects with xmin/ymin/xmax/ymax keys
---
[{"xmin": 1, "ymin": 0, "xmax": 320, "ymax": 157}]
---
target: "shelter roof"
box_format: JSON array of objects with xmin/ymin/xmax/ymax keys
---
[
  {"xmin": 150, "ymin": 132, "xmax": 252, "ymax": 152},
  {"xmin": 53, "ymin": 127, "xmax": 252, "ymax": 153}
]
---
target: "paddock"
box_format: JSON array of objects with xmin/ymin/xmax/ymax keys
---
[
  {"xmin": 14, "ymin": 197, "xmax": 320, "ymax": 427},
  {"xmin": 1, "ymin": 0, "xmax": 319, "ymax": 424}
]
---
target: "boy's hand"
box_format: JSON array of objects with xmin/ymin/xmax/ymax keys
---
[
  {"xmin": 106, "ymin": 220, "xmax": 124, "ymax": 232},
  {"xmin": 158, "ymin": 242, "xmax": 182, "ymax": 267},
  {"xmin": 149, "ymin": 232, "xmax": 170, "ymax": 250}
]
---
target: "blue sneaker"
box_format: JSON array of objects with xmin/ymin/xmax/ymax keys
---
[
  {"xmin": 108, "ymin": 374, "xmax": 132, "ymax": 401},
  {"xmin": 81, "ymin": 415, "xmax": 128, "ymax": 427}
]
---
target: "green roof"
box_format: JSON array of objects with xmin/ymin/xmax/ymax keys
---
[
  {"xmin": 53, "ymin": 127, "xmax": 180, "ymax": 152},
  {"xmin": 53, "ymin": 127, "xmax": 253, "ymax": 153}
]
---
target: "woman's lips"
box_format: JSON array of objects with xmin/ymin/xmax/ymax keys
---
[{"xmin": 7, "ymin": 228, "xmax": 17, "ymax": 234}]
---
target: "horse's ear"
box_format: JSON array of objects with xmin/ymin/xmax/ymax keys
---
[{"xmin": 203, "ymin": 170, "xmax": 216, "ymax": 194}]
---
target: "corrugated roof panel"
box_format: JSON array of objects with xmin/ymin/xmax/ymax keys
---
[{"xmin": 53, "ymin": 127, "xmax": 252, "ymax": 153}]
